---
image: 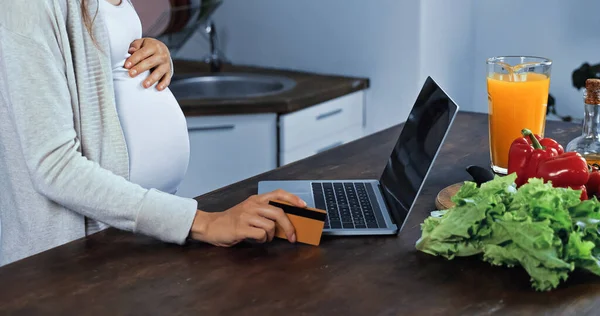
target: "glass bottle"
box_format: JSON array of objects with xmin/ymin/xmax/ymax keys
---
[{"xmin": 566, "ymin": 78, "xmax": 600, "ymax": 167}]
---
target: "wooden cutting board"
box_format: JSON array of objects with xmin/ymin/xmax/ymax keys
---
[{"xmin": 435, "ymin": 183, "xmax": 463, "ymax": 210}]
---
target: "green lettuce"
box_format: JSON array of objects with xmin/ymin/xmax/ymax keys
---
[{"xmin": 416, "ymin": 173, "xmax": 600, "ymax": 291}]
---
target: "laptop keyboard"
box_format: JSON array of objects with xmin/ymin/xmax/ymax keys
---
[{"xmin": 311, "ymin": 182, "xmax": 380, "ymax": 229}]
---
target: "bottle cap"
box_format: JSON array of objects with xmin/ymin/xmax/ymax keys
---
[{"xmin": 585, "ymin": 79, "xmax": 600, "ymax": 104}]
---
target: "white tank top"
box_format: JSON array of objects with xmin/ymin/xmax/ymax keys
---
[{"xmin": 98, "ymin": 0, "xmax": 190, "ymax": 194}]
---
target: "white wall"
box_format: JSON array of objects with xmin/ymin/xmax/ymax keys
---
[
  {"xmin": 418, "ymin": 0, "xmax": 474, "ymax": 111},
  {"xmin": 178, "ymin": 0, "xmax": 422, "ymax": 135},
  {"xmin": 419, "ymin": 0, "xmax": 600, "ymax": 120},
  {"xmin": 177, "ymin": 0, "xmax": 600, "ymax": 134},
  {"xmin": 470, "ymin": 0, "xmax": 600, "ymax": 119}
]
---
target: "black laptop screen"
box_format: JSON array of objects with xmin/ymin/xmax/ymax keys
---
[{"xmin": 379, "ymin": 77, "xmax": 458, "ymax": 228}]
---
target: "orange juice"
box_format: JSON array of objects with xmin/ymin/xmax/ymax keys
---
[{"xmin": 487, "ymin": 72, "xmax": 550, "ymax": 170}]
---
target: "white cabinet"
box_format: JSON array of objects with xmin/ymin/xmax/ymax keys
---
[
  {"xmin": 280, "ymin": 124, "xmax": 363, "ymax": 165},
  {"xmin": 174, "ymin": 90, "xmax": 366, "ymax": 198},
  {"xmin": 176, "ymin": 113, "xmax": 277, "ymax": 198},
  {"xmin": 279, "ymin": 90, "xmax": 365, "ymax": 165}
]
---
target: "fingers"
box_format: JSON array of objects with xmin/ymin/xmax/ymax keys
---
[
  {"xmin": 124, "ymin": 46, "xmax": 156, "ymax": 74},
  {"xmin": 255, "ymin": 204, "xmax": 296, "ymax": 243},
  {"xmin": 129, "ymin": 38, "xmax": 144, "ymax": 51},
  {"xmin": 128, "ymin": 38, "xmax": 144, "ymax": 54},
  {"xmin": 259, "ymin": 189, "xmax": 306, "ymax": 208},
  {"xmin": 245, "ymin": 227, "xmax": 268, "ymax": 243},
  {"xmin": 248, "ymin": 216, "xmax": 276, "ymax": 242},
  {"xmin": 132, "ymin": 55, "xmax": 163, "ymax": 82},
  {"xmin": 143, "ymin": 63, "xmax": 170, "ymax": 89},
  {"xmin": 156, "ymin": 65, "xmax": 172, "ymax": 91},
  {"xmin": 123, "ymin": 38, "xmax": 173, "ymax": 90}
]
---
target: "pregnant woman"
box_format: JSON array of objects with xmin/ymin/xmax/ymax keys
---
[
  {"xmin": 0, "ymin": 0, "xmax": 303, "ymax": 266},
  {"xmin": 99, "ymin": 0, "xmax": 189, "ymax": 196}
]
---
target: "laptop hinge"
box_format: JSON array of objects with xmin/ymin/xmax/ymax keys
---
[{"xmin": 378, "ymin": 183, "xmax": 397, "ymax": 225}]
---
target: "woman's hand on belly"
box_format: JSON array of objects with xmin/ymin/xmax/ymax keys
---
[{"xmin": 124, "ymin": 38, "xmax": 173, "ymax": 91}]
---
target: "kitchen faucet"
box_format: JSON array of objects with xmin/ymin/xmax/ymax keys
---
[{"xmin": 203, "ymin": 20, "xmax": 227, "ymax": 72}]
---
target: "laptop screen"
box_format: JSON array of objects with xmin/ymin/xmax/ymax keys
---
[{"xmin": 379, "ymin": 77, "xmax": 458, "ymax": 229}]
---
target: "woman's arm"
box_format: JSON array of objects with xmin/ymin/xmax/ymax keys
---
[
  {"xmin": 0, "ymin": 25, "xmax": 197, "ymax": 244},
  {"xmin": 0, "ymin": 1, "xmax": 308, "ymax": 250}
]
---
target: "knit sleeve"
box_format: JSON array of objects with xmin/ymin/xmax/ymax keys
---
[{"xmin": 0, "ymin": 25, "xmax": 197, "ymax": 245}]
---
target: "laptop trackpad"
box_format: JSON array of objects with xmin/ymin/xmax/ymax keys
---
[
  {"xmin": 258, "ymin": 181, "xmax": 314, "ymax": 208},
  {"xmin": 293, "ymin": 193, "xmax": 314, "ymax": 207}
]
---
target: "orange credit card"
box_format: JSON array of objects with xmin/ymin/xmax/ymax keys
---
[{"xmin": 269, "ymin": 200, "xmax": 327, "ymax": 246}]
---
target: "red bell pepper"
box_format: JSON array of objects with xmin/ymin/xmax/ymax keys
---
[
  {"xmin": 508, "ymin": 129, "xmax": 562, "ymax": 187},
  {"xmin": 536, "ymin": 152, "xmax": 590, "ymax": 200},
  {"xmin": 586, "ymin": 165, "xmax": 600, "ymax": 198},
  {"xmin": 570, "ymin": 185, "xmax": 588, "ymax": 201},
  {"xmin": 537, "ymin": 135, "xmax": 565, "ymax": 155}
]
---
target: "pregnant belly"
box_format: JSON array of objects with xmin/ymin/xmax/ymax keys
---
[{"xmin": 113, "ymin": 71, "xmax": 190, "ymax": 194}]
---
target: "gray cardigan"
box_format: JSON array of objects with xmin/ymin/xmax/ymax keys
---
[{"xmin": 0, "ymin": 0, "xmax": 198, "ymax": 266}]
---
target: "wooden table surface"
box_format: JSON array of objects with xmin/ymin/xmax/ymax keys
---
[{"xmin": 1, "ymin": 112, "xmax": 597, "ymax": 316}]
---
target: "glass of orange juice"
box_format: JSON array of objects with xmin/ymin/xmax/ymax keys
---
[{"xmin": 487, "ymin": 56, "xmax": 552, "ymax": 174}]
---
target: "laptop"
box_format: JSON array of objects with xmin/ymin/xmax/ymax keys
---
[{"xmin": 258, "ymin": 76, "xmax": 459, "ymax": 236}]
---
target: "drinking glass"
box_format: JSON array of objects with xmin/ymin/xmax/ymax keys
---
[{"xmin": 487, "ymin": 56, "xmax": 552, "ymax": 174}]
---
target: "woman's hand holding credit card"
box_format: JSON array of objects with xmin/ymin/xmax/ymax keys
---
[
  {"xmin": 188, "ymin": 189, "xmax": 306, "ymax": 247},
  {"xmin": 268, "ymin": 200, "xmax": 327, "ymax": 246}
]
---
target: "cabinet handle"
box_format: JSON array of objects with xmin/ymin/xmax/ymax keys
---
[
  {"xmin": 316, "ymin": 108, "xmax": 343, "ymax": 120},
  {"xmin": 316, "ymin": 141, "xmax": 343, "ymax": 153},
  {"xmin": 188, "ymin": 125, "xmax": 235, "ymax": 132}
]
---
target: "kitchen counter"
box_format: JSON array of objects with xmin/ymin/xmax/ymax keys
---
[
  {"xmin": 172, "ymin": 59, "xmax": 370, "ymax": 116},
  {"xmin": 1, "ymin": 112, "xmax": 594, "ymax": 315}
]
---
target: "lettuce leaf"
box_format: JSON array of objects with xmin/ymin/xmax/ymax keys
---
[
  {"xmin": 484, "ymin": 243, "xmax": 570, "ymax": 292},
  {"xmin": 565, "ymin": 231, "xmax": 600, "ymax": 276},
  {"xmin": 415, "ymin": 175, "xmax": 517, "ymax": 259},
  {"xmin": 510, "ymin": 178, "xmax": 580, "ymax": 236},
  {"xmin": 415, "ymin": 172, "xmax": 600, "ymax": 291},
  {"xmin": 484, "ymin": 213, "xmax": 573, "ymax": 291},
  {"xmin": 567, "ymin": 200, "xmax": 600, "ymax": 276}
]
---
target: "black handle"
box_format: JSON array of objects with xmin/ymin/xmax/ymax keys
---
[
  {"xmin": 188, "ymin": 125, "xmax": 235, "ymax": 132},
  {"xmin": 316, "ymin": 109, "xmax": 342, "ymax": 121},
  {"xmin": 466, "ymin": 165, "xmax": 495, "ymax": 187}
]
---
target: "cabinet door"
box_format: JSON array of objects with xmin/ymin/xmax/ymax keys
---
[
  {"xmin": 280, "ymin": 124, "xmax": 363, "ymax": 165},
  {"xmin": 279, "ymin": 90, "xmax": 364, "ymax": 153},
  {"xmin": 176, "ymin": 113, "xmax": 277, "ymax": 198}
]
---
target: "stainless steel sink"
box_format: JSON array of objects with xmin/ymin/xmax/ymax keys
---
[{"xmin": 169, "ymin": 73, "xmax": 297, "ymax": 100}]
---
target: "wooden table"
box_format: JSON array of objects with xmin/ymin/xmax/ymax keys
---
[{"xmin": 1, "ymin": 112, "xmax": 597, "ymax": 315}]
